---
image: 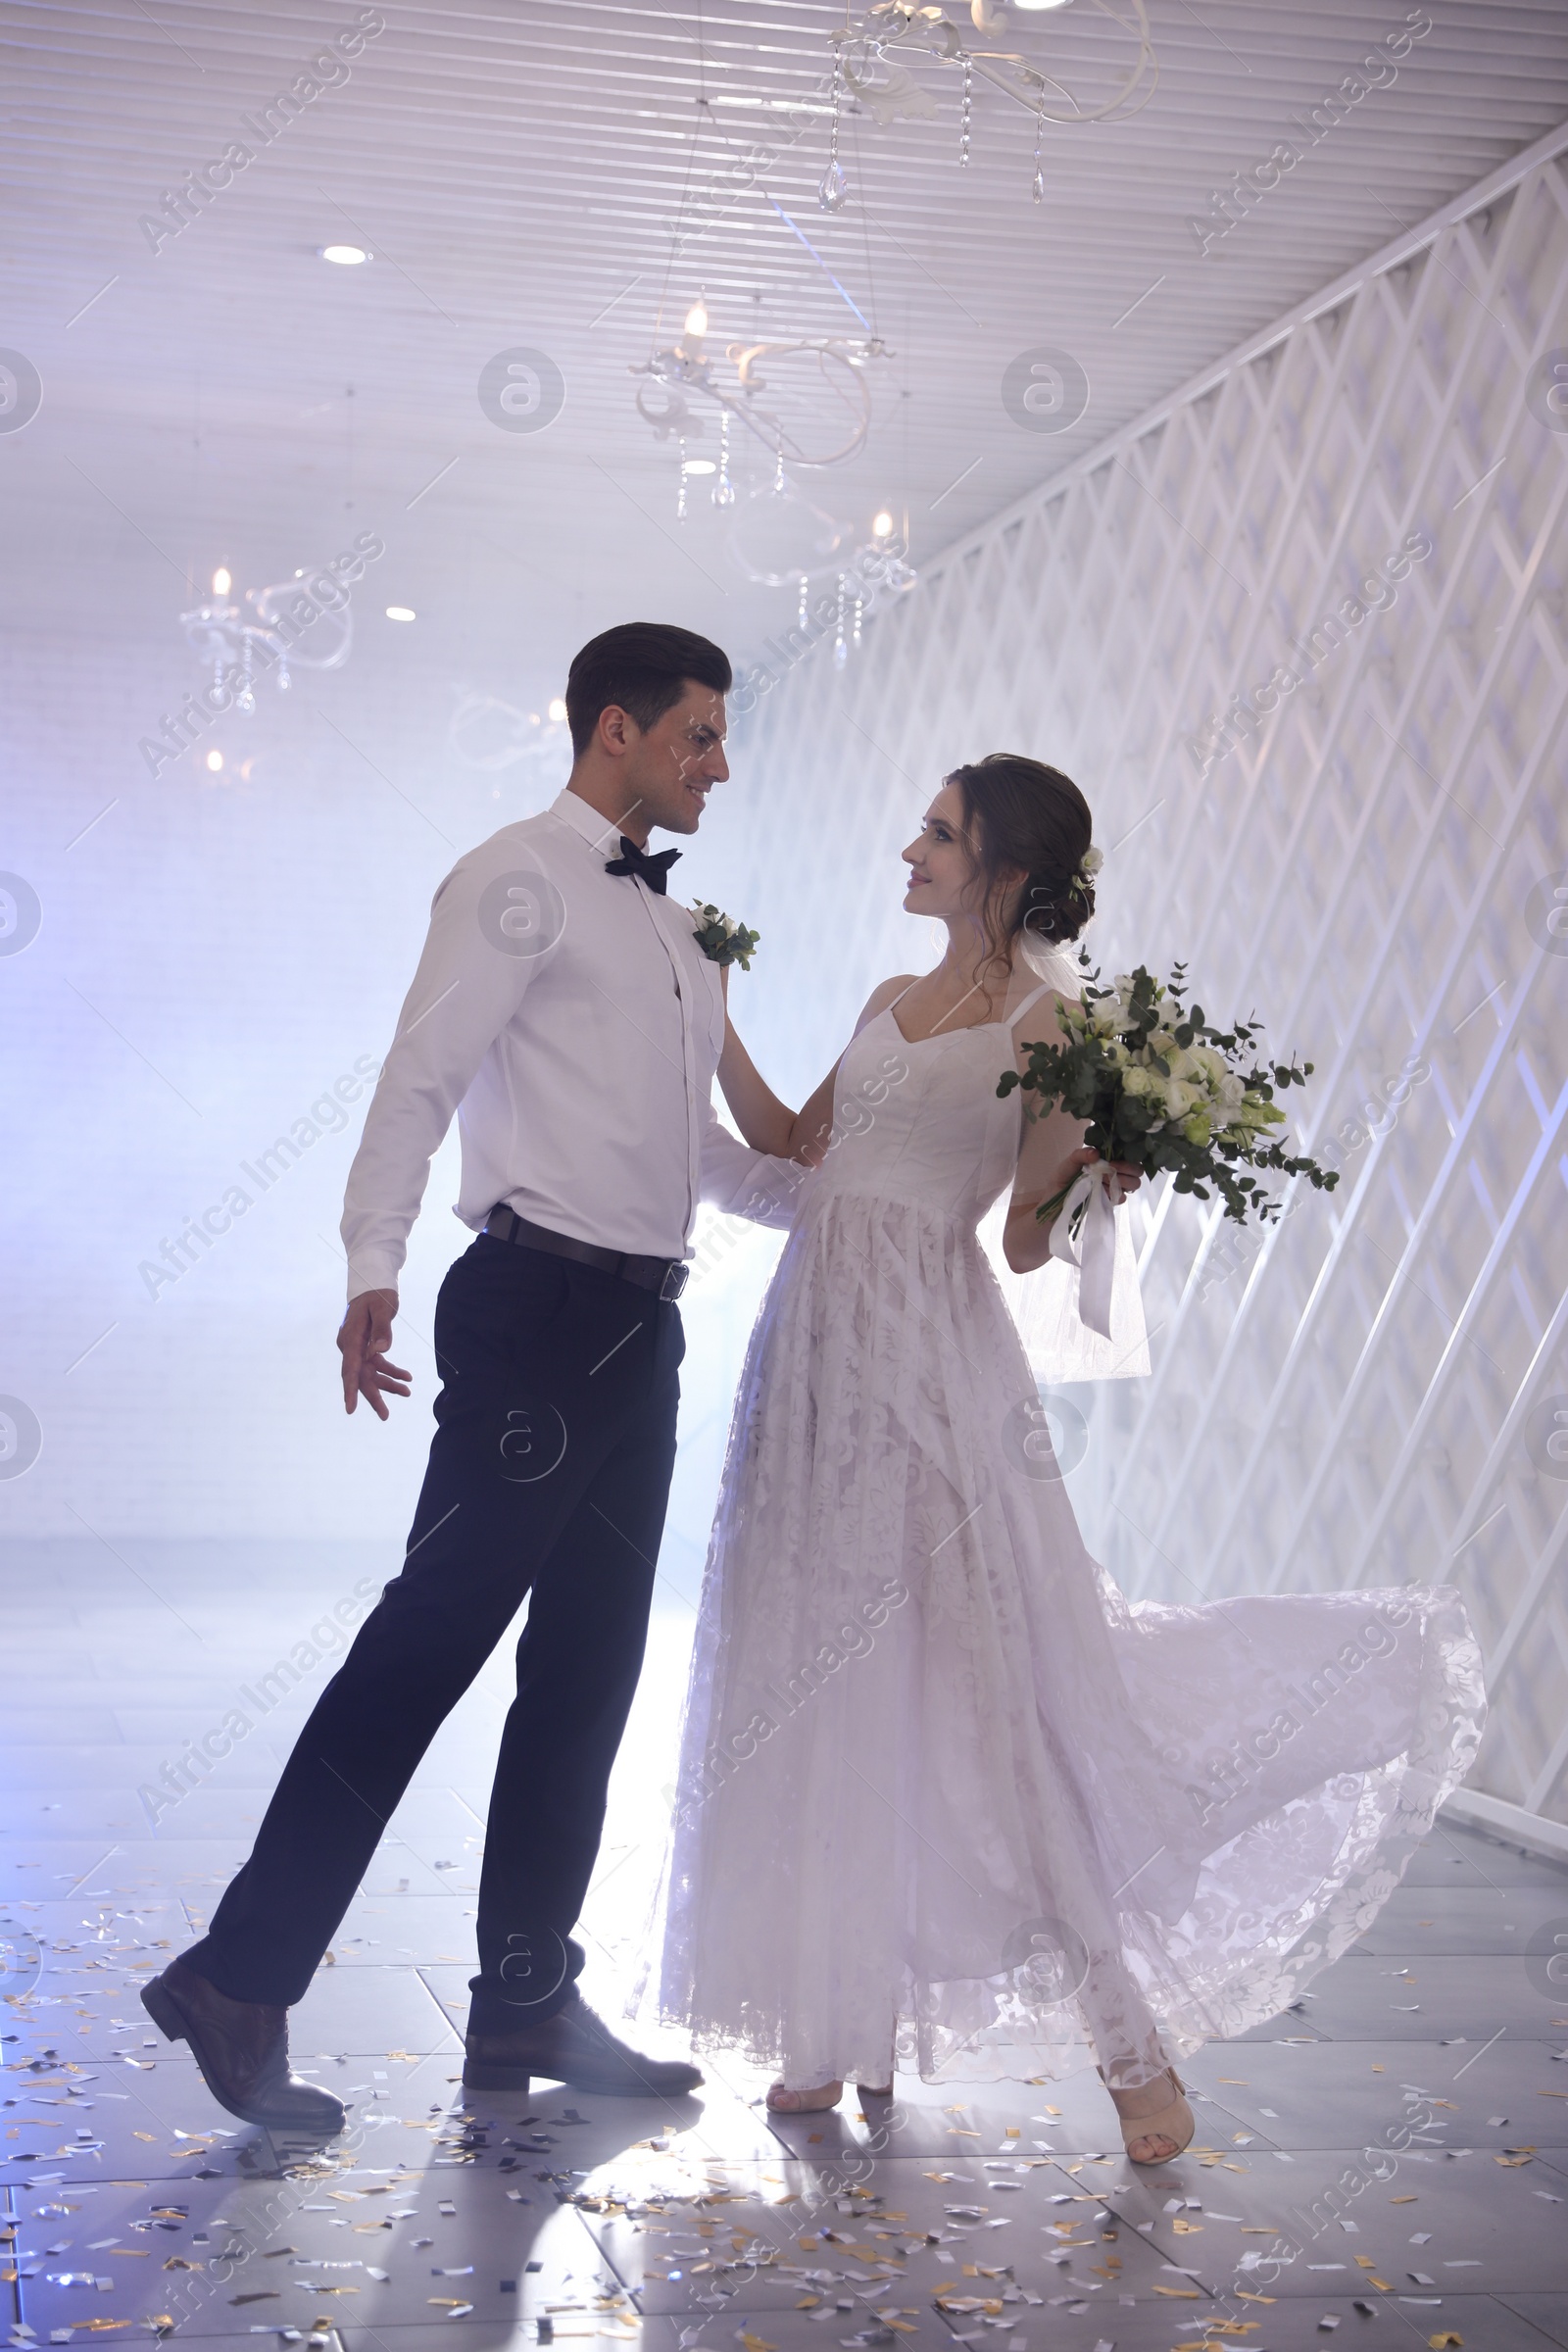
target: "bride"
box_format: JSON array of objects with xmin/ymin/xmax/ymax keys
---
[{"xmin": 657, "ymin": 754, "xmax": 1484, "ymax": 2162}]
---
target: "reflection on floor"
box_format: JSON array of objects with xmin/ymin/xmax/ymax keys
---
[{"xmin": 3, "ymin": 1543, "xmax": 1566, "ymax": 2351}]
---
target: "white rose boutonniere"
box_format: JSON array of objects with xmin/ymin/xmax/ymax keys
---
[{"xmin": 691, "ymin": 902, "xmax": 761, "ymax": 972}]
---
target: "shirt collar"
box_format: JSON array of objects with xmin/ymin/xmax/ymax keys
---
[{"xmin": 552, "ymin": 787, "xmax": 634, "ymax": 860}]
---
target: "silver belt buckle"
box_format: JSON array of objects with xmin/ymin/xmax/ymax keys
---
[{"xmin": 660, "ymin": 1261, "xmax": 689, "ymax": 1303}]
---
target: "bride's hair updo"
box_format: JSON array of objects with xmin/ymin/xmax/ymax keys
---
[{"xmin": 949, "ymin": 753, "xmax": 1096, "ymax": 956}]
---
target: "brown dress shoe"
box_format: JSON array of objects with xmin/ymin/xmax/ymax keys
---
[
  {"xmin": 463, "ymin": 1987, "xmax": 703, "ymax": 2097},
  {"xmin": 141, "ymin": 1956, "xmax": 345, "ymax": 2135}
]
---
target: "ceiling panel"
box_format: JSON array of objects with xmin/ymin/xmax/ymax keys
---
[{"xmin": 2, "ymin": 0, "xmax": 1566, "ymax": 703}]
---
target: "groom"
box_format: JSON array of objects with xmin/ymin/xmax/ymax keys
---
[{"xmin": 145, "ymin": 621, "xmax": 766, "ymax": 2132}]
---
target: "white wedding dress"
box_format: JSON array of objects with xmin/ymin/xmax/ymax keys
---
[{"xmin": 655, "ymin": 980, "xmax": 1486, "ymax": 2091}]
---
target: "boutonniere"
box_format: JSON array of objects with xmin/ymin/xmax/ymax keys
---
[{"xmin": 691, "ymin": 902, "xmax": 760, "ymax": 971}]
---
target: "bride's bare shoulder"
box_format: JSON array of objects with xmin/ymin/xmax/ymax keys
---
[
  {"xmin": 854, "ymin": 974, "xmax": 920, "ymax": 1037},
  {"xmin": 1007, "ymin": 984, "xmax": 1078, "ymax": 1072}
]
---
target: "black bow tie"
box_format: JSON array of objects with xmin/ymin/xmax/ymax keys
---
[{"xmin": 605, "ymin": 836, "xmax": 682, "ymax": 896}]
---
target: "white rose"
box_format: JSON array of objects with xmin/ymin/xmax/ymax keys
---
[
  {"xmin": 1164, "ymin": 1078, "xmax": 1200, "ymax": 1118},
  {"xmin": 1089, "ymin": 1001, "xmax": 1120, "ymax": 1035},
  {"xmin": 1121, "ymin": 1065, "xmax": 1154, "ymax": 1098}
]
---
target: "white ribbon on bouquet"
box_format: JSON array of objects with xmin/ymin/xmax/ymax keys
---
[{"xmin": 1047, "ymin": 1159, "xmax": 1125, "ymax": 1340}]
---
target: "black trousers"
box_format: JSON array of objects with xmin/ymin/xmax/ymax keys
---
[{"xmin": 182, "ymin": 1234, "xmax": 684, "ymax": 2031}]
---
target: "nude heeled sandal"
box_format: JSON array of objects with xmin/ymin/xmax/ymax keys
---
[{"xmin": 1101, "ymin": 2066, "xmax": 1196, "ymax": 2164}]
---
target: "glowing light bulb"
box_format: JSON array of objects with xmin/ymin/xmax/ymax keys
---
[
  {"xmin": 212, "ymin": 566, "xmax": 231, "ymax": 597},
  {"xmin": 205, "ymin": 749, "xmax": 223, "ymax": 773},
  {"xmin": 385, "ymin": 606, "xmax": 416, "ymax": 622},
  {"xmin": 684, "ymin": 298, "xmax": 709, "ymax": 339},
  {"xmin": 872, "ymin": 511, "xmax": 894, "ymax": 538},
  {"xmin": 548, "ymin": 698, "xmax": 567, "ymax": 722},
  {"xmin": 683, "ymin": 458, "xmax": 716, "ymax": 475},
  {"xmin": 320, "ymin": 243, "xmax": 369, "ymax": 265}
]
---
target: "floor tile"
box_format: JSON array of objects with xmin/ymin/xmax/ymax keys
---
[
  {"xmin": 1180, "ymin": 2034, "xmax": 1568, "ymax": 2152},
  {"xmin": 1500, "ymin": 2293, "xmax": 1568, "ymax": 2348},
  {"xmin": 1351, "ymin": 1883, "xmax": 1568, "ymax": 1956}
]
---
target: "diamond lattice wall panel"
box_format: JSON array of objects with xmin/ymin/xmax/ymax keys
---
[{"xmin": 723, "ymin": 136, "xmax": 1568, "ymax": 1834}]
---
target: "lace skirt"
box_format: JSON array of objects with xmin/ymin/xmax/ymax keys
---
[{"xmin": 653, "ymin": 1186, "xmax": 1486, "ymax": 2090}]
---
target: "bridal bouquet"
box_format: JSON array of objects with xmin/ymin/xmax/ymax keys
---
[{"xmin": 998, "ymin": 960, "xmax": 1340, "ymax": 1334}]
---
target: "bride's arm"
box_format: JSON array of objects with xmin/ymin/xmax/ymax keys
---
[
  {"xmin": 718, "ymin": 975, "xmax": 917, "ymax": 1166},
  {"xmin": 1004, "ymin": 997, "xmax": 1143, "ymax": 1272}
]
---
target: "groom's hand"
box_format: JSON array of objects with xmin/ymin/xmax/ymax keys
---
[{"xmin": 338, "ymin": 1289, "xmax": 412, "ymax": 1419}]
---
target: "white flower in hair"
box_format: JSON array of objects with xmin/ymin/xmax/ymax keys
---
[{"xmin": 1077, "ymin": 845, "xmax": 1103, "ymax": 884}]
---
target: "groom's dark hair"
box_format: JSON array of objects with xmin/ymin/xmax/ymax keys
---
[{"xmin": 565, "ymin": 622, "xmax": 732, "ymax": 755}]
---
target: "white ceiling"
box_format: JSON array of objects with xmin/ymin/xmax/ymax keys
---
[{"xmin": 4, "ymin": 0, "xmax": 1568, "ymax": 703}]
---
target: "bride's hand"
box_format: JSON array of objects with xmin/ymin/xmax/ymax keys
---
[{"xmin": 1052, "ymin": 1144, "xmax": 1144, "ymax": 1203}]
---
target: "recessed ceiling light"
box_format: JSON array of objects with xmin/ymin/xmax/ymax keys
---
[
  {"xmin": 205, "ymin": 749, "xmax": 223, "ymax": 773},
  {"xmin": 211, "ymin": 565, "xmax": 231, "ymax": 597},
  {"xmin": 320, "ymin": 243, "xmax": 369, "ymax": 266},
  {"xmin": 871, "ymin": 510, "xmax": 894, "ymax": 537},
  {"xmin": 548, "ymin": 697, "xmax": 567, "ymax": 722},
  {"xmin": 385, "ymin": 605, "xmax": 416, "ymax": 622},
  {"xmin": 683, "ymin": 458, "xmax": 717, "ymax": 476}
]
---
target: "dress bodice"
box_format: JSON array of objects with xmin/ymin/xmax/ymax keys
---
[{"xmin": 813, "ymin": 1001, "xmax": 1039, "ymax": 1229}]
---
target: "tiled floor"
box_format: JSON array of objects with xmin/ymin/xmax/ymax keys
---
[{"xmin": 4, "ymin": 1543, "xmax": 1567, "ymax": 2352}]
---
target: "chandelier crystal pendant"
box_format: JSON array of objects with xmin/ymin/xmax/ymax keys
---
[{"xmin": 820, "ymin": 43, "xmax": 850, "ymax": 211}]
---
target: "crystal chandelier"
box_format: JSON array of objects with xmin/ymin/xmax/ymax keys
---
[
  {"xmin": 820, "ymin": 0, "xmax": 1156, "ymax": 208},
  {"xmin": 633, "ymin": 297, "xmax": 889, "ymax": 475},
  {"xmin": 180, "ymin": 567, "xmax": 354, "ymax": 712}
]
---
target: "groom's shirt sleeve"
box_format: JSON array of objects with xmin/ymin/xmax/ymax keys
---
[
  {"xmin": 340, "ymin": 844, "xmax": 537, "ymax": 1299},
  {"xmin": 698, "ymin": 1096, "xmax": 808, "ymax": 1231}
]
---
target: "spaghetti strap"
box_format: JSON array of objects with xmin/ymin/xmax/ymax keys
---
[{"xmin": 1008, "ymin": 980, "xmax": 1059, "ymax": 1026}]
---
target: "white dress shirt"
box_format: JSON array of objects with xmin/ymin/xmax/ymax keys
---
[{"xmin": 341, "ymin": 788, "xmax": 764, "ymax": 1300}]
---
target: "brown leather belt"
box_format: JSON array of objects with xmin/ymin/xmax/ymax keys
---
[{"xmin": 484, "ymin": 1203, "xmax": 689, "ymax": 1301}]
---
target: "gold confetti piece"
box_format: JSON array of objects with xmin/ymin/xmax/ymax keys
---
[
  {"xmin": 1392, "ymin": 2196, "xmax": 1418, "ymax": 2204},
  {"xmin": 1369, "ymin": 2278, "xmax": 1394, "ymax": 2293},
  {"xmin": 1355, "ymin": 2258, "xmax": 1377, "ymax": 2271},
  {"xmin": 1427, "ymin": 2336, "xmax": 1463, "ymax": 2348},
  {"xmin": 132, "ymin": 2131, "xmax": 157, "ymax": 2142},
  {"xmin": 1496, "ymin": 2154, "xmax": 1533, "ymax": 2166},
  {"xmin": 1236, "ymin": 2293, "xmax": 1276, "ymax": 2305},
  {"xmin": 1153, "ymin": 2286, "xmax": 1202, "ymax": 2299},
  {"xmin": 1173, "ymin": 2220, "xmax": 1203, "ymax": 2234}
]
